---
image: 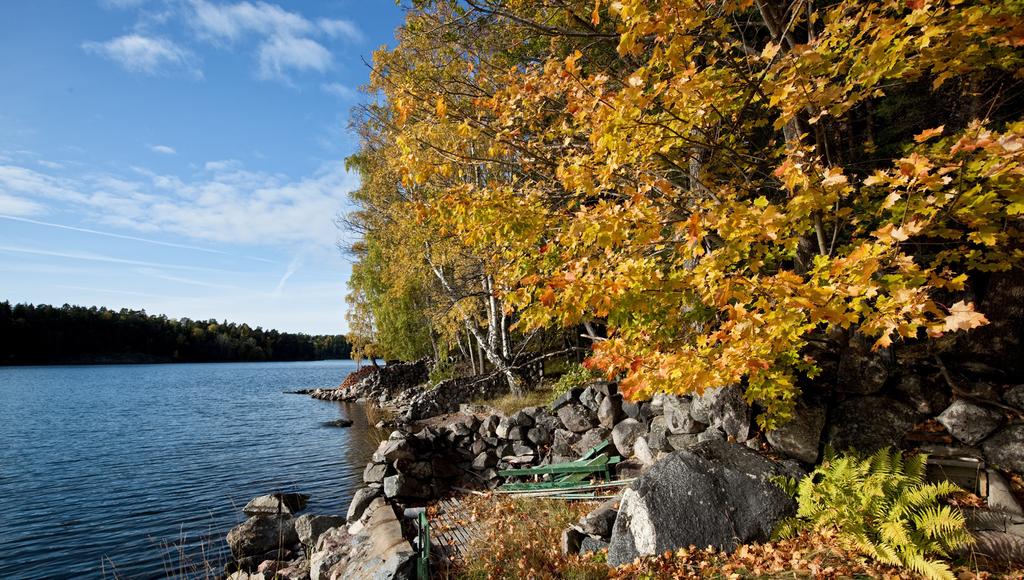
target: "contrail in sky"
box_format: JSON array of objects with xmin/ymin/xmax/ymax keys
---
[{"xmin": 0, "ymin": 215, "xmax": 228, "ymax": 255}]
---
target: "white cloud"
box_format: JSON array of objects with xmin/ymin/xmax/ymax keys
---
[
  {"xmin": 149, "ymin": 144, "xmax": 177, "ymax": 155},
  {"xmin": 257, "ymin": 35, "xmax": 332, "ymax": 81},
  {"xmin": 321, "ymin": 82, "xmax": 356, "ymax": 100},
  {"xmin": 318, "ymin": 18, "xmax": 363, "ymax": 43},
  {"xmin": 83, "ymin": 34, "xmax": 201, "ymax": 78},
  {"xmin": 37, "ymin": 160, "xmax": 64, "ymax": 170},
  {"xmin": 189, "ymin": 0, "xmax": 313, "ymax": 41},
  {"xmin": 2, "ymin": 160, "xmax": 359, "ymax": 247},
  {"xmin": 0, "ymin": 194, "xmax": 45, "ymax": 217}
]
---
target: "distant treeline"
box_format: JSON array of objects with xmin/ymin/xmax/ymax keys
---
[{"xmin": 0, "ymin": 302, "xmax": 351, "ymax": 365}]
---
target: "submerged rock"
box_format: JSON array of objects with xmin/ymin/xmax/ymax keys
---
[
  {"xmin": 243, "ymin": 493, "xmax": 309, "ymax": 516},
  {"xmin": 321, "ymin": 418, "xmax": 354, "ymax": 428}
]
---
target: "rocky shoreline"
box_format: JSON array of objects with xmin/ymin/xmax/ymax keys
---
[{"xmin": 217, "ymin": 356, "xmax": 1024, "ymax": 579}]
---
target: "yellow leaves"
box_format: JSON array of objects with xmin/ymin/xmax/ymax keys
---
[
  {"xmin": 435, "ymin": 96, "xmax": 447, "ymax": 119},
  {"xmin": 942, "ymin": 301, "xmax": 989, "ymax": 332},
  {"xmin": 872, "ymin": 220, "xmax": 923, "ymax": 244}
]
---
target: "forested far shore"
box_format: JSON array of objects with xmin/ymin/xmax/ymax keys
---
[{"xmin": 0, "ymin": 302, "xmax": 351, "ymax": 365}]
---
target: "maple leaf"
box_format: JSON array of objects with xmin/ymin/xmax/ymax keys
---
[
  {"xmin": 914, "ymin": 125, "xmax": 945, "ymax": 143},
  {"xmin": 942, "ymin": 301, "xmax": 989, "ymax": 332}
]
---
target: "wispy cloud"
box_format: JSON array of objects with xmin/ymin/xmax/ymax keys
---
[
  {"xmin": 189, "ymin": 0, "xmax": 313, "ymax": 41},
  {"xmin": 257, "ymin": 35, "xmax": 332, "ymax": 81},
  {"xmin": 149, "ymin": 144, "xmax": 177, "ymax": 155},
  {"xmin": 318, "ymin": 18, "xmax": 363, "ymax": 43},
  {"xmin": 1, "ymin": 160, "xmax": 359, "ymax": 247},
  {"xmin": 136, "ymin": 267, "xmax": 244, "ymax": 290},
  {"xmin": 321, "ymin": 82, "xmax": 356, "ymax": 100},
  {"xmin": 0, "ymin": 194, "xmax": 45, "ymax": 217},
  {"xmin": 186, "ymin": 1, "xmax": 361, "ymax": 82},
  {"xmin": 82, "ymin": 34, "xmax": 201, "ymax": 78},
  {"xmin": 37, "ymin": 160, "xmax": 65, "ymax": 170}
]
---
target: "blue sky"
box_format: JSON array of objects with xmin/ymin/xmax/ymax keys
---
[{"xmin": 0, "ymin": 0, "xmax": 404, "ymax": 334}]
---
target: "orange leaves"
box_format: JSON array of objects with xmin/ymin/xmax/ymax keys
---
[
  {"xmin": 914, "ymin": 125, "xmax": 945, "ymax": 143},
  {"xmin": 942, "ymin": 300, "xmax": 989, "ymax": 332}
]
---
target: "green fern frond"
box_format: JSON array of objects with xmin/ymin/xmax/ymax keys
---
[{"xmin": 771, "ymin": 447, "xmax": 972, "ymax": 580}]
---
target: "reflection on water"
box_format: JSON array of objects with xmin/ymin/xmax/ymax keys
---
[{"xmin": 0, "ymin": 361, "xmax": 377, "ymax": 579}]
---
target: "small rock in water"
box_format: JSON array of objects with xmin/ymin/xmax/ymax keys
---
[{"xmin": 321, "ymin": 418, "xmax": 353, "ymax": 428}]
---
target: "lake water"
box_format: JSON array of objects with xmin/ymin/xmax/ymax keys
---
[{"xmin": 0, "ymin": 360, "xmax": 378, "ymax": 579}]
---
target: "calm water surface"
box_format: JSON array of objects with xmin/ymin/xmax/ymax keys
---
[{"xmin": 0, "ymin": 360, "xmax": 378, "ymax": 579}]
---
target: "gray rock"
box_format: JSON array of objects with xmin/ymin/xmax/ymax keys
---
[
  {"xmin": 495, "ymin": 417, "xmax": 513, "ymax": 439},
  {"xmin": 580, "ymin": 386, "xmax": 601, "ymax": 412},
  {"xmin": 580, "ymin": 537, "xmax": 609, "ymax": 555},
  {"xmin": 378, "ymin": 438, "xmax": 415, "ymax": 463},
  {"xmin": 550, "ymin": 387, "xmax": 582, "ymax": 411},
  {"xmin": 510, "ymin": 409, "xmax": 535, "ymax": 428},
  {"xmin": 666, "ymin": 433, "xmax": 699, "ymax": 451},
  {"xmin": 295, "ymin": 514, "xmax": 346, "ymax": 548},
  {"xmin": 227, "ymin": 515, "xmax": 298, "ymax": 561},
  {"xmin": 827, "ymin": 396, "xmax": 918, "ymax": 452},
  {"xmin": 577, "ymin": 498, "xmax": 618, "ymax": 538},
  {"xmin": 693, "ymin": 385, "xmax": 751, "ymax": 442},
  {"xmin": 322, "ymin": 418, "xmax": 354, "ymax": 428},
  {"xmin": 836, "ymin": 334, "xmax": 890, "ymax": 394},
  {"xmin": 312, "ymin": 497, "xmax": 415, "ymax": 580},
  {"xmin": 572, "ymin": 428, "xmax": 610, "ymax": 457},
  {"xmin": 591, "ymin": 381, "xmax": 617, "ymax": 397},
  {"xmin": 1004, "ymin": 384, "xmax": 1024, "ymax": 410},
  {"xmin": 561, "ymin": 527, "xmax": 584, "ymax": 555},
  {"xmin": 363, "ymin": 462, "xmax": 387, "ymax": 484},
  {"xmin": 766, "ymin": 403, "xmax": 826, "ymax": 464},
  {"xmin": 479, "ymin": 415, "xmax": 499, "ymax": 436},
  {"xmin": 552, "ymin": 429, "xmax": 579, "ymax": 457},
  {"xmin": 557, "ymin": 403, "xmax": 596, "ymax": 433},
  {"xmin": 507, "ymin": 426, "xmax": 528, "ymax": 441},
  {"xmin": 621, "ymin": 400, "xmax": 652, "ymax": 423},
  {"xmin": 988, "ymin": 470, "xmax": 1024, "ymax": 516},
  {"xmin": 647, "ymin": 416, "xmax": 671, "ymax": 452},
  {"xmin": 697, "ymin": 427, "xmax": 726, "ymax": 443},
  {"xmin": 611, "ymin": 419, "xmax": 647, "ymax": 457},
  {"xmin": 982, "ymin": 425, "xmax": 1024, "ymax": 474},
  {"xmin": 383, "ymin": 474, "xmax": 430, "ymax": 499},
  {"xmin": 346, "ymin": 487, "xmax": 380, "ymax": 523},
  {"xmin": 527, "ymin": 426, "xmax": 551, "ymax": 446},
  {"xmin": 597, "ymin": 395, "xmax": 623, "ymax": 429},
  {"xmin": 607, "ymin": 441, "xmax": 802, "ymax": 566},
  {"xmin": 937, "ymin": 399, "xmax": 1005, "ymax": 445},
  {"xmin": 472, "ymin": 450, "xmax": 498, "ymax": 470},
  {"xmin": 633, "ymin": 437, "xmax": 657, "ymax": 467},
  {"xmin": 892, "ymin": 374, "xmax": 949, "ymax": 415},
  {"xmin": 242, "ymin": 493, "xmax": 309, "ymax": 516},
  {"xmin": 663, "ymin": 396, "xmax": 705, "ymax": 435}
]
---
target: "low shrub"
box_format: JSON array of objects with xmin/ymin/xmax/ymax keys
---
[{"xmin": 548, "ymin": 364, "xmax": 596, "ymax": 405}]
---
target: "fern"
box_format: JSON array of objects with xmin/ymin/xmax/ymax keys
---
[{"xmin": 773, "ymin": 448, "xmax": 974, "ymax": 580}]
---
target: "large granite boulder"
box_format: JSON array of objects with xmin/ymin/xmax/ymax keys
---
[
  {"xmin": 227, "ymin": 515, "xmax": 299, "ymax": 561},
  {"xmin": 766, "ymin": 403, "xmax": 826, "ymax": 464},
  {"xmin": 310, "ymin": 498, "xmax": 415, "ymax": 580},
  {"xmin": 936, "ymin": 399, "xmax": 1004, "ymax": 445},
  {"xmin": 826, "ymin": 396, "xmax": 918, "ymax": 452},
  {"xmin": 1005, "ymin": 384, "xmax": 1024, "ymax": 410},
  {"xmin": 607, "ymin": 440, "xmax": 801, "ymax": 566},
  {"xmin": 982, "ymin": 425, "xmax": 1024, "ymax": 474}
]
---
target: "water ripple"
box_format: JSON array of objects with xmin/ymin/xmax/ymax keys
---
[{"xmin": 0, "ymin": 361, "xmax": 377, "ymax": 579}]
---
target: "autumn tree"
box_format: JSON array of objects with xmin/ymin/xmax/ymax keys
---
[{"xmin": 349, "ymin": 0, "xmax": 1024, "ymax": 421}]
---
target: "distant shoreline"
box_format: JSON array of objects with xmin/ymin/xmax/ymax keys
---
[{"xmin": 0, "ymin": 355, "xmax": 356, "ymax": 367}]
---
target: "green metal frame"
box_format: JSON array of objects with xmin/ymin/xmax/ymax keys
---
[
  {"xmin": 496, "ymin": 439, "xmax": 621, "ymax": 492},
  {"xmin": 417, "ymin": 511, "xmax": 430, "ymax": 580}
]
